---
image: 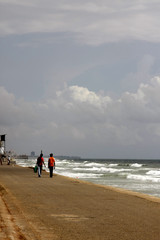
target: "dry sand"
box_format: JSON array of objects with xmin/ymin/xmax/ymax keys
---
[{"xmin": 0, "ymin": 164, "xmax": 160, "ymax": 240}]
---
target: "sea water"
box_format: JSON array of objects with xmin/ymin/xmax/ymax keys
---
[{"xmin": 16, "ymin": 158, "xmax": 160, "ymax": 198}]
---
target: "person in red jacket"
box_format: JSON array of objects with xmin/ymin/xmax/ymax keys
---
[
  {"xmin": 48, "ymin": 153, "xmax": 55, "ymax": 178},
  {"xmin": 37, "ymin": 153, "xmax": 45, "ymax": 177}
]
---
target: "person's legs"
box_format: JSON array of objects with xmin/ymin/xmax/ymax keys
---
[
  {"xmin": 38, "ymin": 166, "xmax": 41, "ymax": 177},
  {"xmin": 40, "ymin": 165, "xmax": 42, "ymax": 175},
  {"xmin": 50, "ymin": 167, "xmax": 53, "ymax": 177}
]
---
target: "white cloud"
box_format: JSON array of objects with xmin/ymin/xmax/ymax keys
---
[
  {"xmin": 69, "ymin": 85, "xmax": 111, "ymax": 107},
  {"xmin": 1, "ymin": 76, "xmax": 160, "ymax": 157},
  {"xmin": 1, "ymin": 0, "xmax": 160, "ymax": 45}
]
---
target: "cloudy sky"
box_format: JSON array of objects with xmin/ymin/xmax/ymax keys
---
[{"xmin": 1, "ymin": 0, "xmax": 160, "ymax": 158}]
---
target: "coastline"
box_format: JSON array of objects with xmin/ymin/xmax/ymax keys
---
[
  {"xmin": 0, "ymin": 164, "xmax": 160, "ymax": 239},
  {"xmin": 16, "ymin": 157, "xmax": 160, "ymax": 198},
  {"xmin": 58, "ymin": 171, "xmax": 160, "ymax": 203}
]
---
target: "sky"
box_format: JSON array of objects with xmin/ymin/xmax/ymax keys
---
[{"xmin": 1, "ymin": 0, "xmax": 160, "ymax": 158}]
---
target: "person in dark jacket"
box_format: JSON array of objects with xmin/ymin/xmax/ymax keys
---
[{"xmin": 37, "ymin": 153, "xmax": 45, "ymax": 177}]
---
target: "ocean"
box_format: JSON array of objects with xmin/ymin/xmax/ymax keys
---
[{"xmin": 16, "ymin": 157, "xmax": 160, "ymax": 198}]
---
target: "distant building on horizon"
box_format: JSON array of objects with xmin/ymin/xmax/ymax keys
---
[{"xmin": 31, "ymin": 151, "xmax": 35, "ymax": 157}]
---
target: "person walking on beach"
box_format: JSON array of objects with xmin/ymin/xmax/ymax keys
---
[
  {"xmin": 7, "ymin": 156, "xmax": 11, "ymax": 165},
  {"xmin": 48, "ymin": 153, "xmax": 55, "ymax": 178},
  {"xmin": 37, "ymin": 153, "xmax": 45, "ymax": 177},
  {"xmin": 0, "ymin": 156, "xmax": 2, "ymax": 165}
]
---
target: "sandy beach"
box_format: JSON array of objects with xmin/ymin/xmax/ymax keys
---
[{"xmin": 0, "ymin": 164, "xmax": 160, "ymax": 240}]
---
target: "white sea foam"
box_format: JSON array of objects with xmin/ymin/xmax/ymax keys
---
[
  {"xmin": 73, "ymin": 166, "xmax": 132, "ymax": 174},
  {"xmin": 84, "ymin": 162, "xmax": 103, "ymax": 167},
  {"xmin": 104, "ymin": 168, "xmax": 132, "ymax": 173},
  {"xmin": 58, "ymin": 160, "xmax": 69, "ymax": 163},
  {"xmin": 58, "ymin": 172, "xmax": 103, "ymax": 179},
  {"xmin": 127, "ymin": 174, "xmax": 160, "ymax": 183},
  {"xmin": 18, "ymin": 164, "xmax": 27, "ymax": 167},
  {"xmin": 108, "ymin": 164, "xmax": 118, "ymax": 167},
  {"xmin": 130, "ymin": 163, "xmax": 143, "ymax": 168},
  {"xmin": 146, "ymin": 170, "xmax": 160, "ymax": 176}
]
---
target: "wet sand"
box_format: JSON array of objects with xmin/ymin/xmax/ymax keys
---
[{"xmin": 0, "ymin": 164, "xmax": 160, "ymax": 240}]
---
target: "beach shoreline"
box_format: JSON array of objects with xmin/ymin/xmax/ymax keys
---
[
  {"xmin": 16, "ymin": 157, "xmax": 160, "ymax": 198},
  {"xmin": 0, "ymin": 164, "xmax": 160, "ymax": 239},
  {"xmin": 58, "ymin": 171, "xmax": 160, "ymax": 203}
]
